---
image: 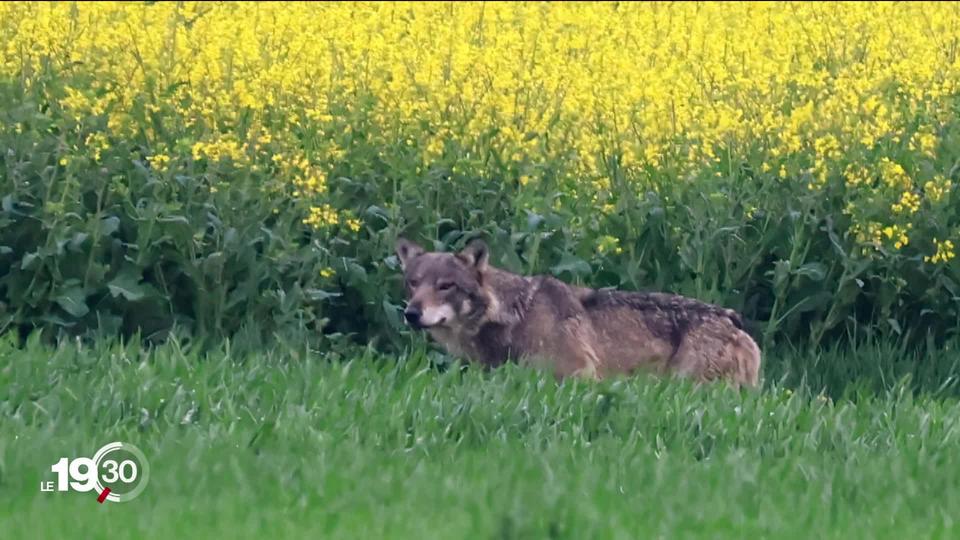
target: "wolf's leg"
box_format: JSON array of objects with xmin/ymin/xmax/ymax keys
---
[{"xmin": 729, "ymin": 329, "xmax": 761, "ymax": 388}]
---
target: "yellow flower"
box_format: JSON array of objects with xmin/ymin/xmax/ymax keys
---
[
  {"xmin": 147, "ymin": 153, "xmax": 171, "ymax": 172},
  {"xmin": 858, "ymin": 222, "xmax": 909, "ymax": 252},
  {"xmin": 4, "ymin": 0, "xmax": 958, "ymax": 255},
  {"xmin": 597, "ymin": 235, "xmax": 622, "ymax": 255},
  {"xmin": 320, "ymin": 267, "xmax": 335, "ymax": 278},
  {"xmin": 293, "ymin": 169, "xmax": 328, "ymax": 196},
  {"xmin": 879, "ymin": 158, "xmax": 911, "ymax": 190},
  {"xmin": 909, "ymin": 130, "xmax": 937, "ymax": 157},
  {"xmin": 844, "ymin": 165, "xmax": 869, "ymax": 188},
  {"xmin": 891, "ymin": 191, "xmax": 920, "ymax": 214},
  {"xmin": 925, "ymin": 238, "xmax": 956, "ymax": 264},
  {"xmin": 924, "ymin": 176, "xmax": 950, "ymax": 203},
  {"xmin": 192, "ymin": 137, "xmax": 246, "ymax": 164},
  {"xmin": 425, "ymin": 137, "xmax": 445, "ymax": 160},
  {"xmin": 303, "ymin": 204, "xmax": 340, "ymax": 229}
]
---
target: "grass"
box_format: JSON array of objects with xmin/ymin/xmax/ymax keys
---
[{"xmin": 3, "ymin": 334, "xmax": 960, "ymax": 539}]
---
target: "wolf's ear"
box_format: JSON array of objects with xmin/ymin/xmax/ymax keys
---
[
  {"xmin": 395, "ymin": 237, "xmax": 424, "ymax": 269},
  {"xmin": 457, "ymin": 238, "xmax": 489, "ymax": 271}
]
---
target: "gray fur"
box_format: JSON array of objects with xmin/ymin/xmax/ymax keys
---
[{"xmin": 395, "ymin": 238, "xmax": 761, "ymax": 387}]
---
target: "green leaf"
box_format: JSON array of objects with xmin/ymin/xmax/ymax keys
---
[
  {"xmin": 107, "ymin": 271, "xmax": 148, "ymax": 301},
  {"xmin": 305, "ymin": 289, "xmax": 342, "ymax": 301},
  {"xmin": 792, "ymin": 290, "xmax": 833, "ymax": 314},
  {"xmin": 21, "ymin": 251, "xmax": 40, "ymax": 270},
  {"xmin": 525, "ymin": 211, "xmax": 544, "ymax": 230},
  {"xmin": 795, "ymin": 262, "xmax": 827, "ymax": 282},
  {"xmin": 202, "ymin": 251, "xmax": 226, "ymax": 277},
  {"xmin": 887, "ymin": 318, "xmax": 902, "ymax": 336},
  {"xmin": 37, "ymin": 314, "xmax": 77, "ymax": 328},
  {"xmin": 158, "ymin": 215, "xmax": 189, "ymax": 225},
  {"xmin": 364, "ymin": 205, "xmax": 390, "ymax": 224},
  {"xmin": 551, "ymin": 253, "xmax": 592, "ymax": 278},
  {"xmin": 100, "ymin": 216, "xmax": 120, "ymax": 237},
  {"xmin": 941, "ymin": 276, "xmax": 958, "ymax": 297},
  {"xmin": 382, "ymin": 299, "xmax": 405, "ymax": 331},
  {"xmin": 68, "ymin": 232, "xmax": 89, "ymax": 251},
  {"xmin": 772, "ymin": 260, "xmax": 791, "ymax": 290},
  {"xmin": 344, "ymin": 260, "xmax": 368, "ymax": 284},
  {"xmin": 54, "ymin": 287, "xmax": 89, "ymax": 318}
]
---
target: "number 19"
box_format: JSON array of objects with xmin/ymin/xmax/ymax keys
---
[{"xmin": 50, "ymin": 457, "xmax": 97, "ymax": 492}]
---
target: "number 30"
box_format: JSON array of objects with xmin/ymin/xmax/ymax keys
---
[{"xmin": 102, "ymin": 459, "xmax": 138, "ymax": 483}]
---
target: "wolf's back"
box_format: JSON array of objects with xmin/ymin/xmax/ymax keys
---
[{"xmin": 580, "ymin": 289, "xmax": 743, "ymax": 329}]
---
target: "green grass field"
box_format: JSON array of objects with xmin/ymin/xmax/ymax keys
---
[{"xmin": 3, "ymin": 336, "xmax": 960, "ymax": 539}]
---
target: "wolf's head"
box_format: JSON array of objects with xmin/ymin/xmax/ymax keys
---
[{"xmin": 394, "ymin": 238, "xmax": 490, "ymax": 330}]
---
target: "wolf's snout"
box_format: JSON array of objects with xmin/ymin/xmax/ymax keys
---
[{"xmin": 404, "ymin": 306, "xmax": 423, "ymax": 327}]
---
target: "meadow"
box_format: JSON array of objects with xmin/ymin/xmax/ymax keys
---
[{"xmin": 3, "ymin": 336, "xmax": 960, "ymax": 539}]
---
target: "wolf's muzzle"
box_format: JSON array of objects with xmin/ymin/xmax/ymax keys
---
[{"xmin": 404, "ymin": 306, "xmax": 424, "ymax": 329}]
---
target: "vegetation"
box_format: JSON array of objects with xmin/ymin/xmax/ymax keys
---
[
  {"xmin": 2, "ymin": 2, "xmax": 960, "ymax": 349},
  {"xmin": 3, "ymin": 335, "xmax": 960, "ymax": 538},
  {"xmin": 2, "ymin": 4, "xmax": 959, "ymax": 536}
]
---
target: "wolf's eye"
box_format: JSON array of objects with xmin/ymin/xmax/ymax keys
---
[
  {"xmin": 437, "ymin": 281, "xmax": 455, "ymax": 291},
  {"xmin": 407, "ymin": 279, "xmax": 419, "ymax": 288}
]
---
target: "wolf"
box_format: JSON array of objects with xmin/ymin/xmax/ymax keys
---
[{"xmin": 394, "ymin": 237, "xmax": 761, "ymax": 387}]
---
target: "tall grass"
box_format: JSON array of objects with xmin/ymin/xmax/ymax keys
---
[{"xmin": 3, "ymin": 335, "xmax": 960, "ymax": 538}]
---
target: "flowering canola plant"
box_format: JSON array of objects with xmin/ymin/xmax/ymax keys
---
[{"xmin": 1, "ymin": 1, "xmax": 957, "ymax": 269}]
